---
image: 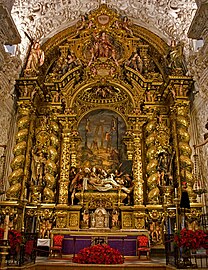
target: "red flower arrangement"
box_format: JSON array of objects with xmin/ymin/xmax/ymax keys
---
[
  {"xmin": 0, "ymin": 228, "xmax": 4, "ymax": 239},
  {"xmin": 174, "ymin": 228, "xmax": 207, "ymax": 250},
  {"xmin": 72, "ymin": 244, "xmax": 124, "ymax": 264},
  {"xmin": 0, "ymin": 228, "xmax": 22, "ymax": 253},
  {"xmin": 8, "ymin": 229, "xmax": 22, "ymax": 251}
]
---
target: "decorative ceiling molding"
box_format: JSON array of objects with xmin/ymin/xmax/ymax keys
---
[
  {"xmin": 0, "ymin": 3, "xmax": 21, "ymax": 45},
  {"xmin": 187, "ymin": 1, "xmax": 208, "ymax": 99}
]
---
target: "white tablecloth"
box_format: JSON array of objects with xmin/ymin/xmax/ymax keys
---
[{"xmin": 37, "ymin": 239, "xmax": 50, "ymax": 247}]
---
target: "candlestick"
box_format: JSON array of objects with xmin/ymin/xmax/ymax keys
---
[{"xmin": 3, "ymin": 215, "xmax": 9, "ymax": 240}]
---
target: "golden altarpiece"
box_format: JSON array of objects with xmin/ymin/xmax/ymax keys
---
[{"xmin": 0, "ymin": 5, "xmax": 203, "ymax": 250}]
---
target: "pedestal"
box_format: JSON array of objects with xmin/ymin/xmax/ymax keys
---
[{"xmin": 0, "ymin": 240, "xmax": 10, "ymax": 269}]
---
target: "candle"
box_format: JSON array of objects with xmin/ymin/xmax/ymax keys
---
[
  {"xmin": 3, "ymin": 215, "xmax": 9, "ymax": 240},
  {"xmin": 175, "ymin": 188, "xmax": 178, "ymax": 198},
  {"xmin": 168, "ymin": 218, "xmax": 171, "ymax": 234}
]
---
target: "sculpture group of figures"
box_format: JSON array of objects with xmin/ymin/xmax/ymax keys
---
[
  {"xmin": 23, "ymin": 6, "xmax": 185, "ymax": 84},
  {"xmin": 87, "ymin": 31, "xmax": 120, "ymax": 67},
  {"xmin": 69, "ymin": 166, "xmax": 133, "ymax": 205},
  {"xmin": 29, "ymin": 145, "xmax": 176, "ymax": 206},
  {"xmin": 76, "ymin": 14, "xmax": 133, "ymax": 37},
  {"xmin": 50, "ymin": 50, "xmax": 81, "ymax": 79},
  {"xmin": 146, "ymin": 210, "xmax": 164, "ymax": 245}
]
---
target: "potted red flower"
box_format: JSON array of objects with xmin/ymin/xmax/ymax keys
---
[
  {"xmin": 72, "ymin": 244, "xmax": 124, "ymax": 264},
  {"xmin": 0, "ymin": 227, "xmax": 22, "ymax": 260},
  {"xmin": 8, "ymin": 229, "xmax": 22, "ymax": 254},
  {"xmin": 0, "ymin": 228, "xmax": 4, "ymax": 240},
  {"xmin": 174, "ymin": 228, "xmax": 207, "ymax": 253}
]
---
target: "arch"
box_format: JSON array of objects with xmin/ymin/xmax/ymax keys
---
[{"xmin": 69, "ymin": 80, "xmax": 138, "ymax": 109}]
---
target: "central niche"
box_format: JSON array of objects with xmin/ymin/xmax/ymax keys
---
[{"xmin": 77, "ymin": 109, "xmax": 127, "ymax": 172}]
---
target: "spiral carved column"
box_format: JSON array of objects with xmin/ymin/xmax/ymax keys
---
[
  {"xmin": 174, "ymin": 101, "xmax": 196, "ymax": 202},
  {"xmin": 6, "ymin": 103, "xmax": 32, "ymax": 200},
  {"xmin": 145, "ymin": 116, "xmax": 158, "ymax": 204},
  {"xmin": 43, "ymin": 116, "xmax": 60, "ymax": 203}
]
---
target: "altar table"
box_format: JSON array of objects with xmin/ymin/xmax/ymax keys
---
[
  {"xmin": 37, "ymin": 239, "xmax": 50, "ymax": 257},
  {"xmin": 59, "ymin": 230, "xmax": 148, "ymax": 256}
]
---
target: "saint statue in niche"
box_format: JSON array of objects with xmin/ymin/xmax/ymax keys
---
[
  {"xmin": 156, "ymin": 150, "xmax": 175, "ymax": 186},
  {"xmin": 112, "ymin": 208, "xmax": 119, "ymax": 227},
  {"xmin": 31, "ymin": 148, "xmax": 46, "ymax": 185},
  {"xmin": 88, "ymin": 32, "xmax": 119, "ymax": 66},
  {"xmin": 127, "ymin": 49, "xmax": 143, "ymax": 73}
]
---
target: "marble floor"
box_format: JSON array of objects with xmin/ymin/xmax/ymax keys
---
[
  {"xmin": 36, "ymin": 255, "xmax": 167, "ymax": 264},
  {"xmin": 33, "ymin": 255, "xmax": 172, "ymax": 270},
  {"xmin": 6, "ymin": 253, "xmax": 208, "ymax": 269}
]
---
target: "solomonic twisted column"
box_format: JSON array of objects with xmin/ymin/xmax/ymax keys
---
[
  {"xmin": 6, "ymin": 103, "xmax": 32, "ymax": 200},
  {"xmin": 173, "ymin": 101, "xmax": 196, "ymax": 202}
]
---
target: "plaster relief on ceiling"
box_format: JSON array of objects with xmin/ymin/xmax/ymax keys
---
[
  {"xmin": 187, "ymin": 1, "xmax": 208, "ymax": 99},
  {"xmin": 192, "ymin": 98, "xmax": 208, "ymax": 183},
  {"xmin": 11, "ymin": 0, "xmax": 197, "ymax": 60},
  {"xmin": 0, "ymin": 103, "xmax": 13, "ymax": 145},
  {"xmin": 188, "ymin": 38, "xmax": 208, "ymax": 99},
  {"xmin": 188, "ymin": 2, "xmax": 208, "ymax": 39},
  {"xmin": 0, "ymin": 3, "xmax": 21, "ymax": 44},
  {"xmin": 1, "ymin": 53, "xmax": 22, "ymax": 90},
  {"xmin": 109, "ymin": 0, "xmax": 196, "ymax": 41},
  {"xmin": 1, "ymin": 0, "xmax": 15, "ymax": 13},
  {"xmin": 0, "ymin": 52, "xmax": 22, "ymax": 107}
]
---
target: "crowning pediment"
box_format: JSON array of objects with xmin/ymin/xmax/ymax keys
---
[
  {"xmin": 11, "ymin": 0, "xmax": 196, "ymax": 58},
  {"xmin": 33, "ymin": 5, "xmax": 170, "ymax": 116}
]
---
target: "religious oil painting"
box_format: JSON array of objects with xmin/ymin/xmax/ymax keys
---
[{"xmin": 77, "ymin": 109, "xmax": 126, "ymax": 171}]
